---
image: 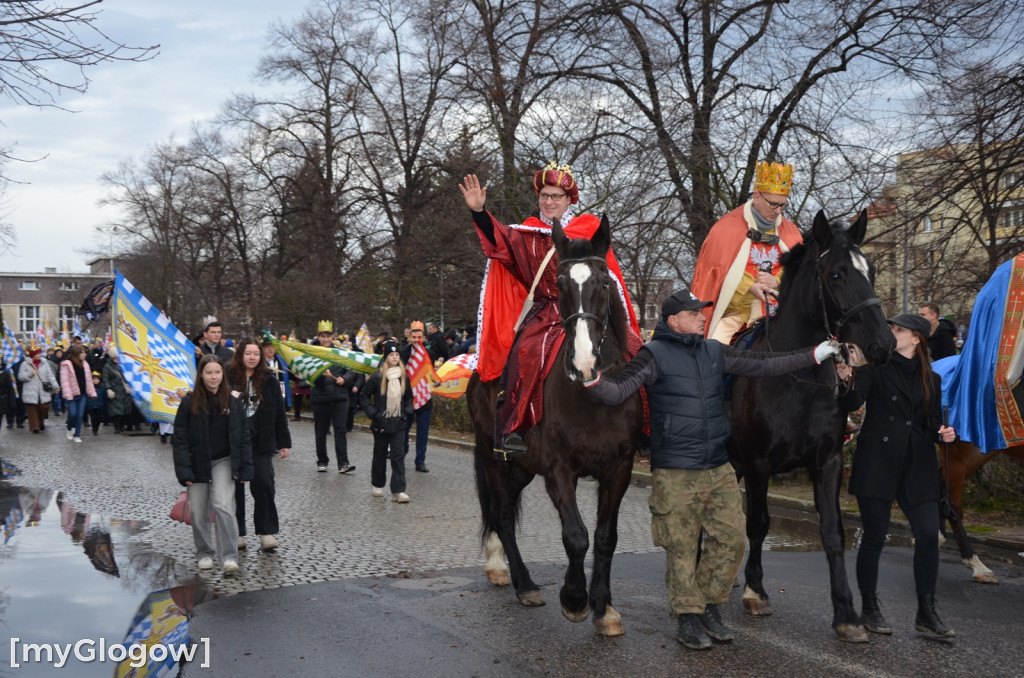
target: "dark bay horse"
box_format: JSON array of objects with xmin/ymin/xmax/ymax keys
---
[
  {"xmin": 728, "ymin": 210, "xmax": 894, "ymax": 642},
  {"xmin": 466, "ymin": 215, "xmax": 643, "ymax": 636},
  {"xmin": 940, "ymin": 440, "xmax": 1024, "ymax": 584}
]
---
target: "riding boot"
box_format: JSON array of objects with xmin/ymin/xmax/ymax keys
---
[
  {"xmin": 860, "ymin": 593, "xmax": 892, "ymax": 635},
  {"xmin": 915, "ymin": 594, "xmax": 955, "ymax": 638}
]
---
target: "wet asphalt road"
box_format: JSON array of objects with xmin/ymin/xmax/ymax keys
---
[{"xmin": 1, "ymin": 418, "xmax": 1023, "ymax": 677}]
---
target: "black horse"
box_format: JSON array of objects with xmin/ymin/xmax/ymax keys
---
[
  {"xmin": 728, "ymin": 210, "xmax": 894, "ymax": 642},
  {"xmin": 466, "ymin": 215, "xmax": 643, "ymax": 636}
]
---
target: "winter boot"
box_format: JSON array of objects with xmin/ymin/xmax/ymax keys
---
[
  {"xmin": 676, "ymin": 614, "xmax": 713, "ymax": 650},
  {"xmin": 915, "ymin": 594, "xmax": 955, "ymax": 638},
  {"xmin": 861, "ymin": 593, "xmax": 892, "ymax": 635}
]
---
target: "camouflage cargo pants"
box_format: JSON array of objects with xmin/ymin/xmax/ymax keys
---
[{"xmin": 650, "ymin": 464, "xmax": 746, "ymax": 615}]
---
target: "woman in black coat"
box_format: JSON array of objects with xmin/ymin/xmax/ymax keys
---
[
  {"xmin": 173, "ymin": 354, "xmax": 253, "ymax": 575},
  {"xmin": 228, "ymin": 338, "xmax": 292, "ymax": 551},
  {"xmin": 838, "ymin": 314, "xmax": 957, "ymax": 639},
  {"xmin": 359, "ymin": 341, "xmax": 414, "ymax": 502}
]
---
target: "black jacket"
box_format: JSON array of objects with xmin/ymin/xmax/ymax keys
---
[
  {"xmin": 172, "ymin": 393, "xmax": 254, "ymax": 486},
  {"xmin": 310, "ymin": 365, "xmax": 356, "ymax": 404},
  {"xmin": 587, "ymin": 320, "xmax": 816, "ymax": 470},
  {"xmin": 927, "ymin": 318, "xmax": 958, "ymax": 361},
  {"xmin": 248, "ymin": 374, "xmax": 292, "ymax": 455},
  {"xmin": 360, "ymin": 371, "xmax": 414, "ymax": 434},
  {"xmin": 840, "ymin": 353, "xmax": 943, "ymax": 506}
]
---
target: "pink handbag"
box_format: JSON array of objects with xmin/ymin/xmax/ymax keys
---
[
  {"xmin": 170, "ymin": 490, "xmax": 192, "ymax": 525},
  {"xmin": 170, "ymin": 489, "xmax": 215, "ymax": 525}
]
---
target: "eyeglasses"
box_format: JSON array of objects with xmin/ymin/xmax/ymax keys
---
[
  {"xmin": 758, "ymin": 192, "xmax": 787, "ymax": 211},
  {"xmin": 539, "ymin": 192, "xmax": 567, "ymax": 202}
]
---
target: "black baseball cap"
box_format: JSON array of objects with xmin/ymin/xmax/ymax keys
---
[{"xmin": 661, "ymin": 288, "xmax": 712, "ymax": 321}]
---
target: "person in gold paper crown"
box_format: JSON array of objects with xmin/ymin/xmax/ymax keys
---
[
  {"xmin": 459, "ymin": 162, "xmax": 643, "ymax": 454},
  {"xmin": 690, "ymin": 161, "xmax": 803, "ymax": 344}
]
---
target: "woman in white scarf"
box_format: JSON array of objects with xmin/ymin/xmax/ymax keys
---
[{"xmin": 359, "ymin": 341, "xmax": 414, "ymax": 502}]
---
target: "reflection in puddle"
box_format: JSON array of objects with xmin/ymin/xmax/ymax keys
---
[
  {"xmin": 1, "ymin": 465, "xmax": 212, "ymax": 677},
  {"xmin": 762, "ymin": 506, "xmax": 915, "ymax": 552}
]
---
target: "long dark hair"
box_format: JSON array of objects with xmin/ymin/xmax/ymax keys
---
[
  {"xmin": 68, "ymin": 345, "xmax": 87, "ymax": 366},
  {"xmin": 911, "ymin": 330, "xmax": 935, "ymax": 415},
  {"xmin": 191, "ymin": 355, "xmax": 230, "ymax": 415},
  {"xmin": 227, "ymin": 337, "xmax": 266, "ymax": 408}
]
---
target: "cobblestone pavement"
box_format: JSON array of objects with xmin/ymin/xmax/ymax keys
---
[{"xmin": 0, "ymin": 417, "xmax": 660, "ymax": 597}]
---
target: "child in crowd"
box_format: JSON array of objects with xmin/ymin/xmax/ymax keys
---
[
  {"xmin": 359, "ymin": 341, "xmax": 414, "ymax": 503},
  {"xmin": 85, "ymin": 371, "xmax": 107, "ymax": 436}
]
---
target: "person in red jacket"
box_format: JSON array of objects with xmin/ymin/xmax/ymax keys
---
[
  {"xmin": 691, "ymin": 161, "xmax": 803, "ymax": 343},
  {"xmin": 459, "ymin": 164, "xmax": 643, "ymax": 454}
]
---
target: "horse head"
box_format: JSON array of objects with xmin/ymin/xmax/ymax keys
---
[
  {"xmin": 553, "ymin": 215, "xmax": 616, "ymax": 382},
  {"xmin": 809, "ymin": 209, "xmax": 894, "ymax": 365}
]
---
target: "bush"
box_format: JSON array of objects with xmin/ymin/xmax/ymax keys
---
[{"xmin": 431, "ymin": 396, "xmax": 474, "ymax": 434}]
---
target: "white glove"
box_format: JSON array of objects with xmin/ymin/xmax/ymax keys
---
[
  {"xmin": 106, "ymin": 389, "xmax": 116, "ymax": 399},
  {"xmin": 814, "ymin": 340, "xmax": 841, "ymax": 364}
]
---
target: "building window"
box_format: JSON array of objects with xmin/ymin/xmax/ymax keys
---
[
  {"xmin": 59, "ymin": 306, "xmax": 77, "ymax": 325},
  {"xmin": 59, "ymin": 281, "xmax": 79, "ymax": 291},
  {"xmin": 921, "ymin": 215, "xmax": 933, "ymax": 233},
  {"xmin": 19, "ymin": 306, "xmax": 41, "ymax": 332},
  {"xmin": 1002, "ymin": 207, "xmax": 1024, "ymax": 230},
  {"xmin": 1004, "ymin": 171, "xmax": 1023, "ymax": 190},
  {"xmin": 18, "ymin": 281, "xmax": 40, "ymax": 291}
]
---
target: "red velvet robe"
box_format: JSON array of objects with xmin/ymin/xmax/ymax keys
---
[{"xmin": 475, "ymin": 212, "xmax": 641, "ymax": 440}]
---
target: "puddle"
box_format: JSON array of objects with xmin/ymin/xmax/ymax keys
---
[
  {"xmin": 1, "ymin": 460, "xmax": 212, "ymax": 677},
  {"xmin": 762, "ymin": 506, "xmax": 915, "ymax": 552}
]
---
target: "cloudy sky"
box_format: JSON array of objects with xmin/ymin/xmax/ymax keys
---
[{"xmin": 0, "ymin": 0, "xmax": 312, "ymax": 274}]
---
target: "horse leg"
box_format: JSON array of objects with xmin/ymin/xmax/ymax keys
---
[
  {"xmin": 945, "ymin": 442, "xmax": 998, "ymax": 584},
  {"xmin": 741, "ymin": 468, "xmax": 774, "ymax": 616},
  {"xmin": 589, "ymin": 460, "xmax": 632, "ymax": 637},
  {"xmin": 543, "ymin": 468, "xmax": 591, "ymax": 623},
  {"xmin": 484, "ymin": 532, "xmax": 510, "ymax": 586},
  {"xmin": 812, "ymin": 454, "xmax": 867, "ymax": 643},
  {"xmin": 475, "ymin": 449, "xmax": 543, "ymax": 605}
]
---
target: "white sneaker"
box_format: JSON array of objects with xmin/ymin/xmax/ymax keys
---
[
  {"xmin": 392, "ymin": 492, "xmax": 410, "ymax": 503},
  {"xmin": 260, "ymin": 535, "xmax": 279, "ymax": 550},
  {"xmin": 371, "ymin": 486, "xmax": 385, "ymax": 497},
  {"xmin": 197, "ymin": 557, "xmax": 214, "ymax": 570},
  {"xmin": 73, "ymin": 436, "xmax": 83, "ymax": 443},
  {"xmin": 222, "ymin": 560, "xmax": 239, "ymax": 575},
  {"xmin": 237, "ymin": 536, "xmax": 247, "ymax": 550},
  {"xmin": 66, "ymin": 429, "xmax": 73, "ymax": 440}
]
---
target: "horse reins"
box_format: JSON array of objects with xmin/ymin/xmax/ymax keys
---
[{"xmin": 560, "ymin": 256, "xmax": 613, "ymax": 360}]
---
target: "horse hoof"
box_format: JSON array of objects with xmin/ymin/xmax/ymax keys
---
[
  {"xmin": 835, "ymin": 623, "xmax": 869, "ymax": 643},
  {"xmin": 973, "ymin": 572, "xmax": 1000, "ymax": 585},
  {"xmin": 594, "ymin": 606, "xmax": 624, "ymax": 637},
  {"xmin": 560, "ymin": 603, "xmax": 591, "ymax": 623},
  {"xmin": 486, "ymin": 569, "xmax": 511, "ymax": 586},
  {"xmin": 518, "ymin": 589, "xmax": 545, "ymax": 607},
  {"xmin": 742, "ymin": 587, "xmax": 773, "ymax": 616}
]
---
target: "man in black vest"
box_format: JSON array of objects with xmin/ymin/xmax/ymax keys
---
[{"xmin": 584, "ymin": 288, "xmax": 840, "ymax": 650}]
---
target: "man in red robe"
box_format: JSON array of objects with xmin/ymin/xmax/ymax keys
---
[
  {"xmin": 460, "ymin": 164, "xmax": 642, "ymax": 454},
  {"xmin": 691, "ymin": 161, "xmax": 803, "ymax": 343}
]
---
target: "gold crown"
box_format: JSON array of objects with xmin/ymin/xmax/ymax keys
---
[
  {"xmin": 317, "ymin": 320, "xmax": 333, "ymax": 333},
  {"xmin": 753, "ymin": 161, "xmax": 794, "ymax": 196}
]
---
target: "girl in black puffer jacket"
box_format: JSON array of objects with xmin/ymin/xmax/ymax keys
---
[{"xmin": 360, "ymin": 341, "xmax": 414, "ymax": 503}]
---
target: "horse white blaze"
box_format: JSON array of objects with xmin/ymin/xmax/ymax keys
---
[
  {"xmin": 851, "ymin": 251, "xmax": 870, "ymax": 282},
  {"xmin": 569, "ymin": 263, "xmax": 597, "ymax": 379}
]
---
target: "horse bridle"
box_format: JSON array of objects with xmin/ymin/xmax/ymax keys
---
[
  {"xmin": 559, "ymin": 257, "xmax": 612, "ymax": 362},
  {"xmin": 816, "ymin": 248, "xmax": 882, "ymax": 341}
]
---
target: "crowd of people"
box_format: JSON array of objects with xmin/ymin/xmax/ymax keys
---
[{"xmin": 2, "ymin": 157, "xmax": 974, "ymax": 644}]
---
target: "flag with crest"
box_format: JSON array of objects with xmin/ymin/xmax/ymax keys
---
[
  {"xmin": 111, "ymin": 271, "xmax": 196, "ymax": 423},
  {"xmin": 431, "ymin": 352, "xmax": 477, "ymax": 399},
  {"xmin": 355, "ymin": 323, "xmax": 374, "ymax": 353}
]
